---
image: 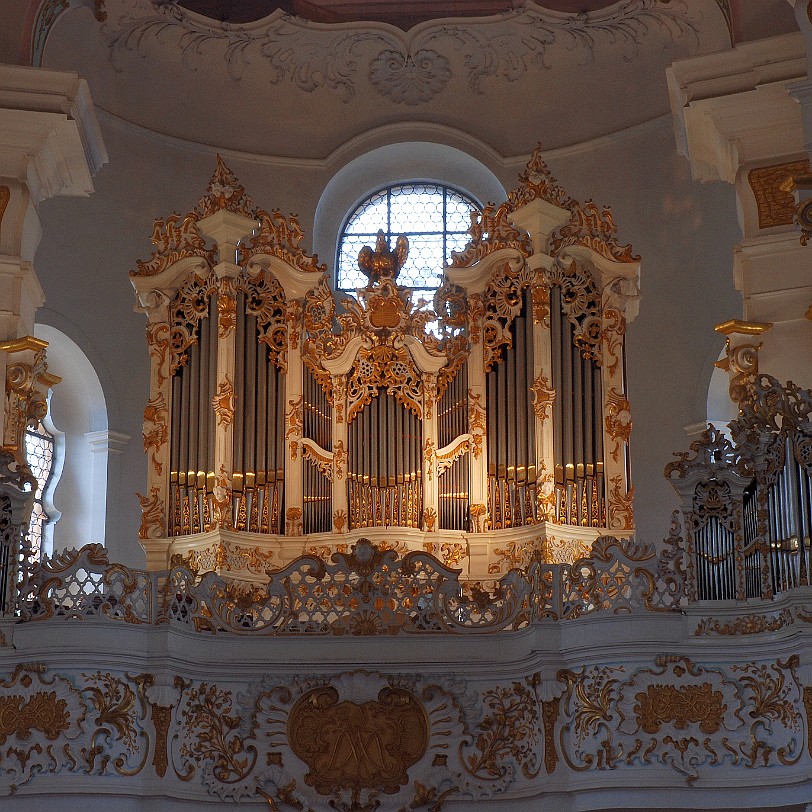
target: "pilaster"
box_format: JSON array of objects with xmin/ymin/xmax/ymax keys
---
[{"xmin": 669, "ymin": 32, "xmax": 812, "ymax": 394}]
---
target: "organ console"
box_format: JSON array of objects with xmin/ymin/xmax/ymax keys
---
[{"xmin": 130, "ymin": 148, "xmax": 640, "ymax": 577}]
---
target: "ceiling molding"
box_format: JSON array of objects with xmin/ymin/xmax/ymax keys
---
[{"xmin": 104, "ymin": 0, "xmax": 700, "ymax": 106}]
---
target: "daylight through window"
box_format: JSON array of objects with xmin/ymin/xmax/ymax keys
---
[
  {"xmin": 337, "ymin": 183, "xmax": 480, "ymax": 298},
  {"xmin": 24, "ymin": 421, "xmax": 55, "ymax": 561}
]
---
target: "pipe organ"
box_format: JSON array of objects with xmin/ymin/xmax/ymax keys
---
[{"xmin": 131, "ymin": 150, "xmax": 640, "ymax": 576}]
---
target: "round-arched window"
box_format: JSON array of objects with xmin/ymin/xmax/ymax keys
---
[{"xmin": 336, "ymin": 183, "xmax": 480, "ymax": 298}]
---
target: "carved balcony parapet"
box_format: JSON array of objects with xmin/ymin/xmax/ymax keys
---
[{"xmin": 16, "ymin": 536, "xmax": 684, "ymax": 634}]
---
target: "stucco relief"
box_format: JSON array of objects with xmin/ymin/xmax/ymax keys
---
[
  {"xmin": 104, "ymin": 0, "xmax": 698, "ymax": 105},
  {"xmin": 559, "ymin": 655, "xmax": 804, "ymax": 781}
]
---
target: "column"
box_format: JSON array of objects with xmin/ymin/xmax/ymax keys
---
[
  {"xmin": 669, "ymin": 33, "xmax": 812, "ymax": 391},
  {"xmin": 0, "ymin": 65, "xmax": 105, "ymax": 614}
]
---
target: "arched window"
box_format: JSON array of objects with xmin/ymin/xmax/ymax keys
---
[
  {"xmin": 24, "ymin": 418, "xmax": 58, "ymax": 561},
  {"xmin": 336, "ymin": 183, "xmax": 480, "ymax": 298}
]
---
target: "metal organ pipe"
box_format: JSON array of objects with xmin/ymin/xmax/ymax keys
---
[{"xmin": 244, "ymin": 315, "xmax": 257, "ymax": 483}]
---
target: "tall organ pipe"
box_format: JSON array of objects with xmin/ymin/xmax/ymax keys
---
[
  {"xmin": 244, "ymin": 314, "xmax": 257, "ymax": 481},
  {"xmin": 233, "ymin": 293, "xmax": 245, "ymax": 484}
]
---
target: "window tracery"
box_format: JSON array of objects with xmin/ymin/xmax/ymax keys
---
[
  {"xmin": 24, "ymin": 420, "xmax": 56, "ymax": 561},
  {"xmin": 337, "ymin": 183, "xmax": 480, "ymax": 298}
]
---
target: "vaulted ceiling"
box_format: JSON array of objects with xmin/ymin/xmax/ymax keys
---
[{"xmin": 14, "ymin": 0, "xmax": 795, "ymax": 160}]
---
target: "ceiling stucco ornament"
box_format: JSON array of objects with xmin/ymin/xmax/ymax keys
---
[
  {"xmin": 368, "ymin": 48, "xmax": 452, "ymax": 105},
  {"xmin": 105, "ymin": 0, "xmax": 698, "ymax": 105}
]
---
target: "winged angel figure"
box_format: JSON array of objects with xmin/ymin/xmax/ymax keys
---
[{"xmin": 357, "ymin": 229, "xmax": 409, "ymax": 285}]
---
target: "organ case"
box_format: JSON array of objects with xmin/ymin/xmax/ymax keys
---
[{"xmin": 131, "ymin": 150, "xmax": 639, "ymax": 577}]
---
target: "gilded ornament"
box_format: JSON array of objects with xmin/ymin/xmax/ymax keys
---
[
  {"xmin": 131, "ymin": 213, "xmax": 213, "ymax": 278},
  {"xmin": 469, "ymin": 502, "xmax": 487, "ymax": 533},
  {"xmin": 212, "ymin": 375, "xmax": 236, "ymax": 427},
  {"xmin": 441, "ymin": 542, "xmax": 466, "ymax": 568},
  {"xmin": 211, "ymin": 465, "xmax": 232, "ymax": 529},
  {"xmin": 604, "ymin": 387, "xmax": 632, "ymax": 462},
  {"xmin": 608, "ymin": 475, "xmax": 633, "ymax": 531},
  {"xmin": 143, "ymin": 393, "xmax": 168, "ymax": 475},
  {"xmin": 146, "ymin": 321, "xmax": 170, "ymax": 387},
  {"xmin": 2, "ymin": 340, "xmax": 60, "ymax": 473},
  {"xmin": 479, "ymin": 257, "xmax": 537, "ymax": 370},
  {"xmin": 748, "ymin": 160, "xmax": 809, "ymax": 229},
  {"xmin": 530, "ymin": 373, "xmax": 555, "ymax": 424},
  {"xmin": 302, "ymin": 441, "xmax": 333, "ymax": 480},
  {"xmin": 450, "ymin": 203, "xmax": 531, "ymax": 267},
  {"xmin": 549, "ymin": 200, "xmax": 639, "ymax": 264},
  {"xmin": 287, "ymin": 685, "xmax": 429, "ymax": 796},
  {"xmin": 531, "ymin": 283, "xmax": 550, "ymax": 325},
  {"xmin": 169, "ymin": 271, "xmax": 218, "ymax": 372},
  {"xmin": 246, "ymin": 208, "xmax": 325, "ymax": 275},
  {"xmin": 634, "ymin": 683, "xmax": 725, "ymax": 734},
  {"xmin": 694, "ymin": 609, "xmax": 793, "ymax": 636},
  {"xmin": 463, "ymin": 678, "xmax": 541, "ymax": 781},
  {"xmin": 177, "ymin": 680, "xmax": 257, "ymax": 786},
  {"xmin": 333, "ymin": 439, "xmax": 346, "ymax": 481},
  {"xmin": 286, "ymin": 507, "xmax": 303, "ymax": 536},
  {"xmin": 423, "ymin": 507, "xmax": 437, "ymax": 532},
  {"xmin": 347, "ymin": 343, "xmax": 423, "ymax": 424},
  {"xmin": 540, "ymin": 697, "xmax": 560, "ymax": 774},
  {"xmin": 150, "ymin": 703, "xmax": 172, "ymax": 777},
  {"xmin": 333, "ymin": 508, "xmax": 347, "ymax": 533},
  {"xmin": 601, "ymin": 308, "xmax": 626, "ymax": 377},
  {"xmin": 423, "ymin": 439, "xmax": 436, "ymax": 480},
  {"xmin": 195, "ymin": 154, "xmax": 256, "ymax": 219},
  {"xmin": 357, "ymin": 230, "xmax": 409, "ymax": 285},
  {"xmin": 286, "ymin": 299, "xmax": 302, "ymax": 350},
  {"xmin": 508, "ymin": 145, "xmax": 574, "ymax": 211},
  {"xmin": 467, "ymin": 390, "xmax": 486, "ymax": 460},
  {"xmin": 216, "ymin": 290, "xmax": 236, "ymax": 338},
  {"xmin": 240, "ymin": 269, "xmax": 289, "ymax": 369},
  {"xmin": 285, "ymin": 394, "xmax": 303, "ymax": 439},
  {"xmin": 137, "ymin": 486, "xmax": 165, "ymax": 539}
]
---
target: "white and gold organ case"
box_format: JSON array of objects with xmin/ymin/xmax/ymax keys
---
[{"xmin": 130, "ymin": 150, "xmax": 639, "ymax": 579}]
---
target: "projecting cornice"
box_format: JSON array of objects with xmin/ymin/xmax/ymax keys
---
[{"xmin": 668, "ymin": 31, "xmax": 806, "ymax": 183}]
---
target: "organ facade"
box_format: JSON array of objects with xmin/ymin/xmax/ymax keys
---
[{"xmin": 130, "ymin": 150, "xmax": 639, "ymax": 578}]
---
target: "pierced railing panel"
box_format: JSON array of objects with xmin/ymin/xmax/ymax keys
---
[
  {"xmin": 16, "ymin": 536, "xmax": 683, "ymax": 633},
  {"xmin": 18, "ymin": 544, "xmax": 153, "ymax": 624}
]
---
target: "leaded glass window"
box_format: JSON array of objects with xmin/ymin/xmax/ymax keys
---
[
  {"xmin": 337, "ymin": 183, "xmax": 480, "ymax": 298},
  {"xmin": 24, "ymin": 422, "xmax": 55, "ymax": 561}
]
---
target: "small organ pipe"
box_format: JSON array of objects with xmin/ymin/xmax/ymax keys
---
[
  {"xmin": 573, "ymin": 339, "xmax": 583, "ymax": 477},
  {"xmin": 506, "ymin": 322, "xmax": 517, "ymax": 485},
  {"xmin": 245, "ymin": 315, "xmax": 257, "ymax": 479},
  {"xmin": 233, "ymin": 300, "xmax": 245, "ymax": 479},
  {"xmin": 197, "ymin": 308, "xmax": 209, "ymax": 487},
  {"xmin": 562, "ymin": 317, "xmax": 574, "ymax": 479},
  {"xmin": 257, "ymin": 341, "xmax": 268, "ymax": 484},
  {"xmin": 179, "ymin": 358, "xmax": 191, "ymax": 487},
  {"xmin": 551, "ymin": 288, "xmax": 563, "ymax": 482},
  {"xmin": 524, "ymin": 299, "xmax": 535, "ymax": 478},
  {"xmin": 188, "ymin": 339, "xmax": 200, "ymax": 482},
  {"xmin": 207, "ymin": 301, "xmax": 218, "ymax": 483}
]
